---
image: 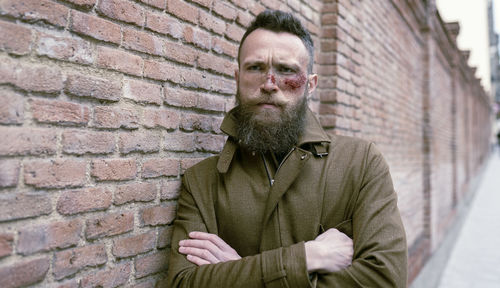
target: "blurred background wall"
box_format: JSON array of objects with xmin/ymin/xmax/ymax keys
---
[{"xmin": 0, "ymin": 0, "xmax": 494, "ymax": 287}]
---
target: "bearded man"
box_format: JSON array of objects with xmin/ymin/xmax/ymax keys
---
[{"xmin": 166, "ymin": 9, "xmax": 407, "ymax": 287}]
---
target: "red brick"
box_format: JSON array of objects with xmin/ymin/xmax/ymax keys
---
[
  {"xmin": 142, "ymin": 107, "xmax": 181, "ymax": 130},
  {"xmin": 14, "ymin": 63, "xmax": 63, "ymax": 93},
  {"xmin": 225, "ymin": 23, "xmax": 245, "ymax": 42},
  {"xmin": 62, "ymin": 130, "xmax": 115, "ymax": 155},
  {"xmin": 112, "ymin": 231, "xmax": 155, "ymax": 258},
  {"xmin": 93, "ymin": 106, "xmax": 139, "ymax": 130},
  {"xmin": 17, "ymin": 219, "xmax": 82, "ymax": 255},
  {"xmin": 80, "ymin": 263, "xmax": 131, "ymax": 288},
  {"xmin": 0, "ymin": 193, "xmax": 52, "ymax": 222},
  {"xmin": 158, "ymin": 226, "xmax": 173, "ymax": 248},
  {"xmin": 0, "ymin": 55, "xmax": 16, "ymax": 85},
  {"xmin": 0, "ymin": 159, "xmax": 19, "ymax": 188},
  {"xmin": 130, "ymin": 279, "xmax": 157, "ymax": 288},
  {"xmin": 160, "ymin": 180, "xmax": 181, "ymax": 200},
  {"xmin": 167, "ymin": 0, "xmax": 198, "ymax": 24},
  {"xmin": 24, "ymin": 159, "xmax": 86, "ymax": 189},
  {"xmin": 163, "ymin": 40, "xmax": 198, "ymax": 65},
  {"xmin": 197, "ymin": 53, "xmax": 236, "ymax": 76},
  {"xmin": 63, "ymin": 0, "xmax": 96, "ymax": 8},
  {"xmin": 91, "ymin": 158, "xmax": 137, "ymax": 181},
  {"xmin": 230, "ymin": 0, "xmax": 248, "ymax": 9},
  {"xmin": 196, "ymin": 133, "xmax": 225, "ymax": 152},
  {"xmin": 53, "ymin": 244, "xmax": 107, "ymax": 280},
  {"xmin": 0, "ymin": 20, "xmax": 32, "ymax": 55},
  {"xmin": 57, "ymin": 187, "xmax": 112, "ymax": 215},
  {"xmin": 143, "ymin": 60, "xmax": 182, "ymax": 82},
  {"xmin": 139, "ymin": 0, "xmax": 165, "ymax": 9},
  {"xmin": 97, "ymin": 0, "xmax": 144, "ymax": 26},
  {"xmin": 0, "ymin": 89, "xmax": 24, "ymax": 124},
  {"xmin": 184, "ymin": 26, "xmax": 211, "ymax": 50},
  {"xmin": 0, "ymin": 234, "xmax": 14, "ymax": 259},
  {"xmin": 36, "ymin": 32, "xmax": 93, "ymax": 64},
  {"xmin": 190, "ymin": 0, "xmax": 213, "ymax": 8},
  {"xmin": 199, "ymin": 10, "xmax": 226, "ymax": 35},
  {"xmin": 180, "ymin": 158, "xmax": 204, "ymax": 172},
  {"xmin": 164, "ymin": 132, "xmax": 196, "ymax": 152},
  {"xmin": 65, "ymin": 73, "xmax": 122, "ymax": 102},
  {"xmin": 123, "ymin": 28, "xmax": 163, "ymax": 56},
  {"xmin": 213, "ymin": 1, "xmax": 237, "ymax": 21},
  {"xmin": 0, "ymin": 0, "xmax": 68, "ymax": 27},
  {"xmin": 124, "ymin": 79, "xmax": 163, "ymax": 105},
  {"xmin": 30, "ymin": 98, "xmax": 90, "ymax": 126},
  {"xmin": 0, "ymin": 257, "xmax": 49, "ymax": 288},
  {"xmin": 181, "ymin": 113, "xmax": 213, "ymax": 132},
  {"xmin": 164, "ymin": 87, "xmax": 197, "ymax": 108},
  {"xmin": 119, "ymin": 132, "xmax": 161, "ymax": 154},
  {"xmin": 212, "ymin": 37, "xmax": 238, "ymax": 58},
  {"xmin": 56, "ymin": 279, "xmax": 79, "ymax": 288},
  {"xmin": 142, "ymin": 159, "xmax": 179, "ymax": 178},
  {"xmin": 197, "ymin": 94, "xmax": 226, "ymax": 112},
  {"xmin": 114, "ymin": 182, "xmax": 157, "ymax": 205},
  {"xmin": 85, "ymin": 212, "xmax": 134, "ymax": 240},
  {"xmin": 0, "ymin": 127, "xmax": 57, "ymax": 156},
  {"xmin": 97, "ymin": 46, "xmax": 143, "ymax": 76},
  {"xmin": 141, "ymin": 203, "xmax": 177, "ymax": 226},
  {"xmin": 70, "ymin": 10, "xmax": 121, "ymax": 44},
  {"xmin": 145, "ymin": 11, "xmax": 183, "ymax": 39},
  {"xmin": 135, "ymin": 251, "xmax": 169, "ymax": 278}
]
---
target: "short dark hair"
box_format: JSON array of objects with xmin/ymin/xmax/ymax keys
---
[{"xmin": 238, "ymin": 9, "xmax": 314, "ymax": 73}]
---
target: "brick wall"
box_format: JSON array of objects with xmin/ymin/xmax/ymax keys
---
[{"xmin": 0, "ymin": 0, "xmax": 492, "ymax": 287}]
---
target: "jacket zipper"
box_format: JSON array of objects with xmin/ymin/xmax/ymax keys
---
[{"xmin": 261, "ymin": 147, "xmax": 295, "ymax": 187}]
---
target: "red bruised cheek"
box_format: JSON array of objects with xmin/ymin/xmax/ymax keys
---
[{"xmin": 281, "ymin": 73, "xmax": 307, "ymax": 90}]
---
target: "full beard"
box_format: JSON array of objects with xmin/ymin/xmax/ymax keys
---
[{"xmin": 233, "ymin": 92, "xmax": 308, "ymax": 156}]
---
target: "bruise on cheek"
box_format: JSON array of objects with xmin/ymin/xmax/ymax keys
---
[{"xmin": 283, "ymin": 73, "xmax": 307, "ymax": 90}]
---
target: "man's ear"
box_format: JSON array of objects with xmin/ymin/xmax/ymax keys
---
[{"xmin": 307, "ymin": 74, "xmax": 318, "ymax": 94}]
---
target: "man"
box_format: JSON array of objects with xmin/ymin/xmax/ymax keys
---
[{"xmin": 167, "ymin": 10, "xmax": 407, "ymax": 287}]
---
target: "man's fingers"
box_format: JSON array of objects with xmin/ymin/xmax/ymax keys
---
[
  {"xmin": 188, "ymin": 231, "xmax": 233, "ymax": 251},
  {"xmin": 186, "ymin": 254, "xmax": 211, "ymax": 266},
  {"xmin": 179, "ymin": 246, "xmax": 219, "ymax": 264}
]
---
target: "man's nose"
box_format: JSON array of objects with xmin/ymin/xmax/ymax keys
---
[{"xmin": 261, "ymin": 73, "xmax": 278, "ymax": 93}]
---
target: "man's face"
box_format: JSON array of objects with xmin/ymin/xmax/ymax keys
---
[{"xmin": 235, "ymin": 28, "xmax": 318, "ymax": 124}]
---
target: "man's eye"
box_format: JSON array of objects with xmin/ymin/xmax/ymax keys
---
[
  {"xmin": 278, "ymin": 66, "xmax": 295, "ymax": 73},
  {"xmin": 247, "ymin": 65, "xmax": 262, "ymax": 71}
]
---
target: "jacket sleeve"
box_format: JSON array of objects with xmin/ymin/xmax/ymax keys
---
[
  {"xmin": 165, "ymin": 175, "xmax": 312, "ymax": 288},
  {"xmin": 317, "ymin": 143, "xmax": 408, "ymax": 287}
]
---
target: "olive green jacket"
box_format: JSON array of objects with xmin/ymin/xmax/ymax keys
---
[{"xmin": 167, "ymin": 108, "xmax": 407, "ymax": 287}]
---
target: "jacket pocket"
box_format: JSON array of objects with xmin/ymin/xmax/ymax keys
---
[{"xmin": 334, "ymin": 219, "xmax": 353, "ymax": 238}]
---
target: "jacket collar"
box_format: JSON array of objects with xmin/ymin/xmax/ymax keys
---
[{"xmin": 217, "ymin": 106, "xmax": 331, "ymax": 173}]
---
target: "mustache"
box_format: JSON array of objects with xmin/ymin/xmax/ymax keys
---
[{"xmin": 237, "ymin": 92, "xmax": 286, "ymax": 107}]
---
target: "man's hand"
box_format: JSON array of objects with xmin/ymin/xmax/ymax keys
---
[
  {"xmin": 305, "ymin": 228, "xmax": 353, "ymax": 273},
  {"xmin": 178, "ymin": 231, "xmax": 241, "ymax": 266}
]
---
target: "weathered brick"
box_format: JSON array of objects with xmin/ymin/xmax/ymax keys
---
[
  {"xmin": 114, "ymin": 182, "xmax": 157, "ymax": 205},
  {"xmin": 142, "ymin": 159, "xmax": 179, "ymax": 178},
  {"xmin": 97, "ymin": 46, "xmax": 143, "ymax": 76},
  {"xmin": 24, "ymin": 159, "xmax": 86, "ymax": 189},
  {"xmin": 164, "ymin": 132, "xmax": 196, "ymax": 152},
  {"xmin": 213, "ymin": 1, "xmax": 237, "ymax": 21},
  {"xmin": 66, "ymin": 73, "xmax": 122, "ymax": 102},
  {"xmin": 17, "ymin": 219, "xmax": 82, "ymax": 255},
  {"xmin": 0, "ymin": 20, "xmax": 32, "ymax": 55},
  {"xmin": 196, "ymin": 133, "xmax": 225, "ymax": 152},
  {"xmin": 167, "ymin": 0, "xmax": 198, "ymax": 24},
  {"xmin": 180, "ymin": 158, "xmax": 204, "ymax": 172},
  {"xmin": 160, "ymin": 180, "xmax": 181, "ymax": 200},
  {"xmin": 139, "ymin": 0, "xmax": 166, "ymax": 9},
  {"xmin": 14, "ymin": 63, "xmax": 63, "ymax": 93},
  {"xmin": 119, "ymin": 131, "xmax": 161, "ymax": 154},
  {"xmin": 62, "ymin": 130, "xmax": 115, "ymax": 155},
  {"xmin": 236, "ymin": 11, "xmax": 253, "ymax": 27},
  {"xmin": 199, "ymin": 10, "xmax": 226, "ymax": 35},
  {"xmin": 0, "ymin": 128, "xmax": 56, "ymax": 156},
  {"xmin": 158, "ymin": 226, "xmax": 173, "ymax": 248},
  {"xmin": 135, "ymin": 251, "xmax": 169, "ymax": 278},
  {"xmin": 0, "ymin": 234, "xmax": 14, "ymax": 259},
  {"xmin": 197, "ymin": 94, "xmax": 226, "ymax": 112},
  {"xmin": 229, "ymin": 0, "xmax": 248, "ymax": 9},
  {"xmin": 30, "ymin": 98, "xmax": 90, "ymax": 126},
  {"xmin": 56, "ymin": 279, "xmax": 79, "ymax": 288},
  {"xmin": 123, "ymin": 79, "xmax": 163, "ymax": 105},
  {"xmin": 85, "ymin": 212, "xmax": 134, "ymax": 240},
  {"xmin": 63, "ymin": 0, "xmax": 96, "ymax": 8},
  {"xmin": 197, "ymin": 53, "xmax": 236, "ymax": 76},
  {"xmin": 80, "ymin": 263, "xmax": 131, "ymax": 288},
  {"xmin": 143, "ymin": 60, "xmax": 181, "ymax": 82},
  {"xmin": 93, "ymin": 106, "xmax": 139, "ymax": 130},
  {"xmin": 0, "ymin": 89, "xmax": 24, "ymax": 124},
  {"xmin": 0, "ymin": 193, "xmax": 52, "ymax": 222},
  {"xmin": 0, "ymin": 257, "xmax": 49, "ymax": 288},
  {"xmin": 130, "ymin": 279, "xmax": 157, "ymax": 288},
  {"xmin": 190, "ymin": 0, "xmax": 213, "ymax": 8},
  {"xmin": 212, "ymin": 37, "xmax": 238, "ymax": 58},
  {"xmin": 0, "ymin": 159, "xmax": 19, "ymax": 188},
  {"xmin": 145, "ymin": 11, "xmax": 183, "ymax": 39},
  {"xmin": 181, "ymin": 113, "xmax": 213, "ymax": 132},
  {"xmin": 225, "ymin": 23, "xmax": 245, "ymax": 42},
  {"xmin": 91, "ymin": 158, "xmax": 137, "ymax": 181},
  {"xmin": 98, "ymin": 0, "xmax": 145, "ymax": 26},
  {"xmin": 123, "ymin": 28, "xmax": 163, "ymax": 56},
  {"xmin": 184, "ymin": 26, "xmax": 211, "ymax": 50},
  {"xmin": 141, "ymin": 203, "xmax": 177, "ymax": 226},
  {"xmin": 36, "ymin": 32, "xmax": 93, "ymax": 64},
  {"xmin": 164, "ymin": 87, "xmax": 197, "ymax": 108},
  {"xmin": 53, "ymin": 244, "xmax": 107, "ymax": 280},
  {"xmin": 70, "ymin": 10, "xmax": 121, "ymax": 44},
  {"xmin": 57, "ymin": 187, "xmax": 112, "ymax": 215},
  {"xmin": 163, "ymin": 40, "xmax": 198, "ymax": 66},
  {"xmin": 0, "ymin": 0, "xmax": 68, "ymax": 27},
  {"xmin": 142, "ymin": 107, "xmax": 181, "ymax": 130},
  {"xmin": 112, "ymin": 231, "xmax": 155, "ymax": 258}
]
